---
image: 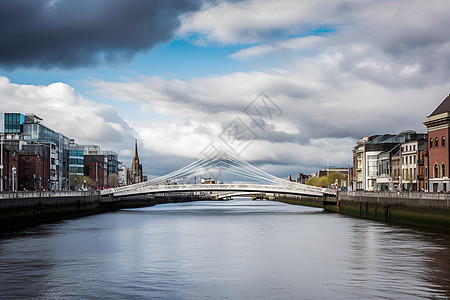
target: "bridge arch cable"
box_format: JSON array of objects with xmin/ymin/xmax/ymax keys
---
[
  {"xmin": 137, "ymin": 146, "xmax": 282, "ymax": 186},
  {"xmin": 105, "ymin": 146, "xmax": 324, "ymax": 195}
]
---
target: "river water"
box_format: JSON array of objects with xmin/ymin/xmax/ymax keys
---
[{"xmin": 1, "ymin": 198, "xmax": 449, "ymax": 299}]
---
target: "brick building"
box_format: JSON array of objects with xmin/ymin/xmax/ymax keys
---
[
  {"xmin": 18, "ymin": 144, "xmax": 50, "ymax": 191},
  {"xmin": 83, "ymin": 155, "xmax": 107, "ymax": 189},
  {"xmin": 424, "ymin": 95, "xmax": 450, "ymax": 192}
]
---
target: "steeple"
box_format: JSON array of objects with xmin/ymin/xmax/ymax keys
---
[
  {"xmin": 133, "ymin": 138, "xmax": 139, "ymax": 161},
  {"xmin": 128, "ymin": 138, "xmax": 143, "ymax": 184}
]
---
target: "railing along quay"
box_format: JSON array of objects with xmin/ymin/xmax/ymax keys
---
[{"xmin": 0, "ymin": 191, "xmax": 99, "ymax": 199}]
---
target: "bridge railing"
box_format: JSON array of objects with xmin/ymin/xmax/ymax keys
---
[
  {"xmin": 101, "ymin": 182, "xmax": 334, "ymax": 197},
  {"xmin": 0, "ymin": 190, "xmax": 99, "ymax": 199}
]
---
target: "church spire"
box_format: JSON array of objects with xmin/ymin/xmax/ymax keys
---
[
  {"xmin": 128, "ymin": 138, "xmax": 143, "ymax": 184},
  {"xmin": 133, "ymin": 138, "xmax": 139, "ymax": 160}
]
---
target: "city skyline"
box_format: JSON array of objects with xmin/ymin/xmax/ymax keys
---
[{"xmin": 1, "ymin": 0, "xmax": 450, "ymax": 178}]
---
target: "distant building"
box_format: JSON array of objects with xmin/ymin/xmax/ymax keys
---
[
  {"xmin": 3, "ymin": 113, "xmax": 70, "ymax": 190},
  {"xmin": 127, "ymin": 139, "xmax": 143, "ymax": 184},
  {"xmin": 117, "ymin": 162, "xmax": 127, "ymax": 186},
  {"xmin": 424, "ymin": 94, "xmax": 450, "ymax": 192},
  {"xmin": 69, "ymin": 141, "xmax": 84, "ymax": 190},
  {"xmin": 296, "ymin": 173, "xmax": 309, "ymax": 184},
  {"xmin": 400, "ymin": 139, "xmax": 427, "ymax": 191},
  {"xmin": 83, "ymin": 154, "xmax": 107, "ymax": 188},
  {"xmin": 104, "ymin": 150, "xmax": 119, "ymax": 177},
  {"xmin": 18, "ymin": 144, "xmax": 50, "ymax": 191},
  {"xmin": 352, "ymin": 131, "xmax": 427, "ymax": 191}
]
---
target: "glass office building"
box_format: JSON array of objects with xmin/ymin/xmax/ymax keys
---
[
  {"xmin": 4, "ymin": 113, "xmax": 25, "ymax": 133},
  {"xmin": 3, "ymin": 113, "xmax": 70, "ymax": 190},
  {"xmin": 69, "ymin": 144, "xmax": 84, "ymax": 190}
]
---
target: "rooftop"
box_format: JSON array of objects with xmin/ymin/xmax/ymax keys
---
[{"xmin": 430, "ymin": 94, "xmax": 450, "ymax": 116}]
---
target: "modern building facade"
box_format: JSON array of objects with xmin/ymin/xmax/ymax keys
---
[
  {"xmin": 3, "ymin": 113, "xmax": 70, "ymax": 190},
  {"xmin": 69, "ymin": 142, "xmax": 84, "ymax": 190},
  {"xmin": 1, "ymin": 112, "xmax": 125, "ymax": 191}
]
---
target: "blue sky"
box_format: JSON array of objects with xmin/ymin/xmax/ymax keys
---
[{"xmin": 1, "ymin": 0, "xmax": 450, "ymax": 179}]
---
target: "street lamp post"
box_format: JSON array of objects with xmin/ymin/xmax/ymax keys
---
[{"xmin": 12, "ymin": 166, "xmax": 16, "ymax": 192}]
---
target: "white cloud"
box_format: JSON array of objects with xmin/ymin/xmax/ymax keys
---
[
  {"xmin": 90, "ymin": 55, "xmax": 450, "ymax": 177},
  {"xmin": 180, "ymin": 0, "xmax": 338, "ymax": 44},
  {"xmin": 0, "ymin": 76, "xmax": 137, "ymax": 165},
  {"xmin": 230, "ymin": 36, "xmax": 323, "ymax": 60}
]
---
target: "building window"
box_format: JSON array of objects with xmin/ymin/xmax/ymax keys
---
[
  {"xmin": 25, "ymin": 157, "xmax": 30, "ymax": 163},
  {"xmin": 430, "ymin": 138, "xmax": 433, "ymax": 149},
  {"xmin": 434, "ymin": 164, "xmax": 439, "ymax": 178},
  {"xmin": 442, "ymin": 164, "xmax": 446, "ymax": 178},
  {"xmin": 442, "ymin": 137, "xmax": 446, "ymax": 148},
  {"xmin": 435, "ymin": 138, "xmax": 439, "ymax": 148}
]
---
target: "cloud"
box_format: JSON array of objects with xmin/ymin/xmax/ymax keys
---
[
  {"xmin": 0, "ymin": 0, "xmax": 200, "ymax": 69},
  {"xmin": 180, "ymin": 0, "xmax": 338, "ymax": 44},
  {"xmin": 90, "ymin": 57, "xmax": 450, "ymax": 177},
  {"xmin": 181, "ymin": 0, "xmax": 450, "ymax": 86},
  {"xmin": 0, "ymin": 76, "xmax": 137, "ymax": 162},
  {"xmin": 229, "ymin": 36, "xmax": 324, "ymax": 60}
]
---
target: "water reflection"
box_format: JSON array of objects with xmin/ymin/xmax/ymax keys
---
[{"xmin": 0, "ymin": 198, "xmax": 449, "ymax": 299}]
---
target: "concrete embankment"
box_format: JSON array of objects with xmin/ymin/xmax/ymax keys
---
[
  {"xmin": 0, "ymin": 191, "xmax": 101, "ymax": 232},
  {"xmin": 277, "ymin": 191, "xmax": 450, "ymax": 231},
  {"xmin": 333, "ymin": 191, "xmax": 450, "ymax": 231},
  {"xmin": 0, "ymin": 191, "xmax": 203, "ymax": 233},
  {"xmin": 274, "ymin": 195, "xmax": 328, "ymax": 209}
]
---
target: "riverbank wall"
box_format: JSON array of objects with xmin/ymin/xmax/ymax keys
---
[
  {"xmin": 0, "ymin": 191, "xmax": 101, "ymax": 232},
  {"xmin": 0, "ymin": 191, "xmax": 204, "ymax": 233},
  {"xmin": 333, "ymin": 191, "xmax": 450, "ymax": 231},
  {"xmin": 276, "ymin": 191, "xmax": 450, "ymax": 231},
  {"xmin": 274, "ymin": 195, "xmax": 326, "ymax": 208}
]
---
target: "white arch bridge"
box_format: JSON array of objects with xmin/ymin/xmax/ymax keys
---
[{"xmin": 101, "ymin": 147, "xmax": 335, "ymax": 199}]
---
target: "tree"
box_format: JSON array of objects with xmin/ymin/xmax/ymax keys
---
[
  {"xmin": 107, "ymin": 173, "xmax": 119, "ymax": 188},
  {"xmin": 70, "ymin": 175, "xmax": 84, "ymax": 190},
  {"xmin": 306, "ymin": 176, "xmax": 319, "ymax": 186},
  {"xmin": 328, "ymin": 171, "xmax": 345, "ymax": 187},
  {"xmin": 82, "ymin": 176, "xmax": 96, "ymax": 189}
]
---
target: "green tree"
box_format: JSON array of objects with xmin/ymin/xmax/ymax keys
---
[
  {"xmin": 306, "ymin": 176, "xmax": 319, "ymax": 186},
  {"xmin": 82, "ymin": 176, "xmax": 96, "ymax": 189},
  {"xmin": 70, "ymin": 175, "xmax": 84, "ymax": 190},
  {"xmin": 328, "ymin": 171, "xmax": 345, "ymax": 187},
  {"xmin": 107, "ymin": 173, "xmax": 119, "ymax": 188},
  {"xmin": 317, "ymin": 176, "xmax": 329, "ymax": 187}
]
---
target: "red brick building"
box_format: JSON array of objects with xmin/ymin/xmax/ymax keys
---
[
  {"xmin": 18, "ymin": 144, "xmax": 50, "ymax": 191},
  {"xmin": 424, "ymin": 95, "xmax": 450, "ymax": 192},
  {"xmin": 84, "ymin": 155, "xmax": 107, "ymax": 189},
  {"xmin": 1, "ymin": 144, "xmax": 19, "ymax": 191}
]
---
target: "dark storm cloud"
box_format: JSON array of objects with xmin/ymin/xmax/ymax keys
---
[{"xmin": 0, "ymin": 0, "xmax": 200, "ymax": 69}]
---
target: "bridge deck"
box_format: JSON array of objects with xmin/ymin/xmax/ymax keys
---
[{"xmin": 101, "ymin": 183, "xmax": 335, "ymax": 198}]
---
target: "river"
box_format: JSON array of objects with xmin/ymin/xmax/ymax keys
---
[{"xmin": 1, "ymin": 198, "xmax": 449, "ymax": 299}]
